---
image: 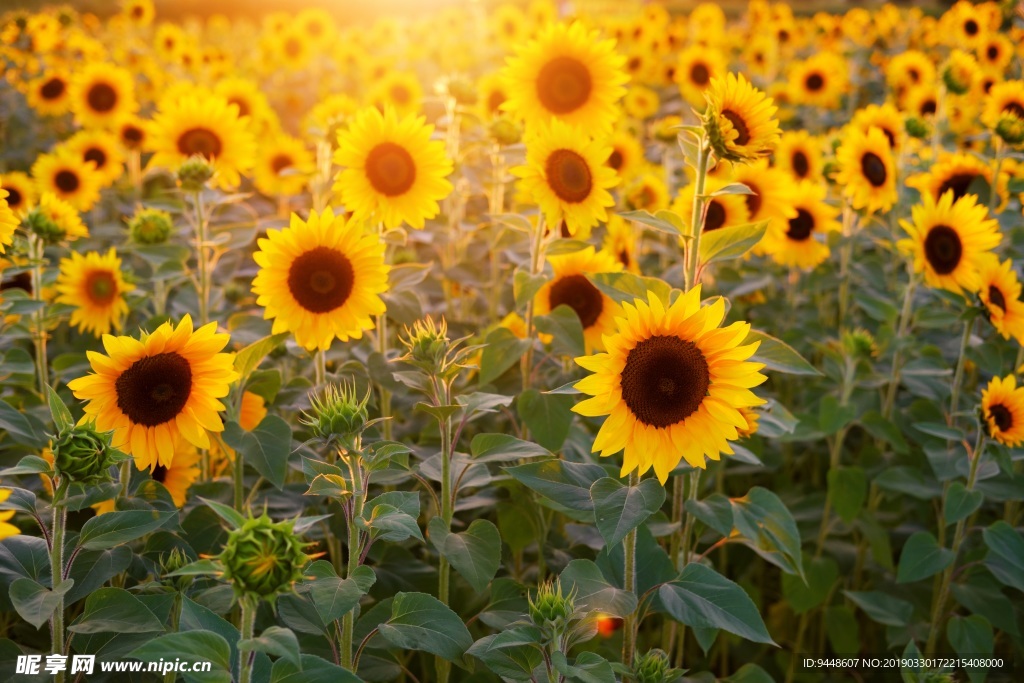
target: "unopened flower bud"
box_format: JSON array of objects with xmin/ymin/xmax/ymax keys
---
[
  {"xmin": 634, "ymin": 649, "xmax": 674, "ymax": 683},
  {"xmin": 302, "ymin": 381, "xmax": 369, "ymax": 445},
  {"xmin": 489, "ymin": 117, "xmax": 522, "ymax": 146},
  {"xmin": 128, "ymin": 208, "xmax": 174, "ymax": 245},
  {"xmin": 905, "ymin": 117, "xmax": 930, "ymax": 140},
  {"xmin": 219, "ymin": 512, "xmax": 311, "ymax": 603},
  {"xmin": 177, "ymin": 156, "xmax": 215, "ymax": 192},
  {"xmin": 529, "ymin": 579, "xmax": 575, "ymax": 632},
  {"xmin": 400, "ymin": 317, "xmax": 451, "ymax": 373},
  {"xmin": 52, "ymin": 424, "xmax": 119, "ymax": 485},
  {"xmin": 995, "ymin": 114, "xmax": 1024, "ymax": 146}
]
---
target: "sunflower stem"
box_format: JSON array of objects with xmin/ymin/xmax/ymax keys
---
[
  {"xmin": 49, "ymin": 481, "xmax": 68, "ymax": 683},
  {"xmin": 191, "ymin": 190, "xmax": 211, "ymax": 326},
  {"xmin": 315, "ymin": 348, "xmax": 327, "ymax": 388},
  {"xmin": 882, "ymin": 268, "xmax": 918, "ymax": 421},
  {"xmin": 28, "ymin": 233, "xmax": 49, "ymax": 400},
  {"xmin": 622, "ymin": 471, "xmax": 639, "ymax": 668},
  {"xmin": 949, "ymin": 315, "xmax": 975, "ymax": 424},
  {"xmin": 684, "ymin": 136, "xmax": 711, "ymax": 291},
  {"xmin": 238, "ymin": 595, "xmax": 256, "ymax": 683},
  {"xmin": 521, "ymin": 214, "xmax": 547, "ymax": 400},
  {"xmin": 926, "ymin": 429, "xmax": 985, "ymax": 656},
  {"xmin": 436, "ymin": 377, "xmax": 454, "ymax": 683},
  {"xmin": 989, "ymin": 138, "xmax": 1003, "ymax": 216},
  {"xmin": 341, "ymin": 445, "xmax": 364, "ymax": 671}
]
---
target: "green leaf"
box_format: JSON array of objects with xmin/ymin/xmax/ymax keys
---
[
  {"xmin": 824, "ymin": 606, "xmax": 859, "ymax": 654},
  {"xmin": 233, "ymin": 332, "xmax": 289, "ymax": 382},
  {"xmin": 860, "ymin": 412, "xmax": 908, "ymax": 453},
  {"xmin": 428, "ymin": 518, "xmax": 501, "ymax": 594},
  {"xmin": 944, "ymin": 482, "xmax": 983, "ymax": 526},
  {"xmin": 0, "ymin": 487, "xmax": 38, "ymax": 515},
  {"xmin": 947, "ymin": 615, "xmax": 993, "ymax": 683},
  {"xmin": 300, "ymin": 562, "xmax": 375, "ymax": 624},
  {"xmin": 658, "ymin": 564, "xmax": 775, "ymax": 644},
  {"xmin": 897, "ymin": 531, "xmax": 954, "ymax": 583},
  {"xmin": 685, "ymin": 493, "xmax": 734, "ymax": 538},
  {"xmin": 467, "ymin": 628, "xmax": 544, "ymax": 681},
  {"xmin": 0, "ymin": 400, "xmax": 45, "ymax": 448},
  {"xmin": 359, "ymin": 504, "xmax": 423, "ymax": 543},
  {"xmin": 77, "ymin": 510, "xmax": 175, "ymax": 550},
  {"xmin": 587, "ymin": 272, "xmax": 672, "ymax": 307},
  {"xmin": 198, "ymin": 497, "xmax": 247, "ymax": 529},
  {"xmin": 240, "ymin": 626, "xmax": 301, "ymax": 668},
  {"xmin": 415, "ymin": 402, "xmax": 462, "ymax": 423},
  {"xmin": 479, "ymin": 328, "xmax": 530, "ymax": 386},
  {"xmin": 589, "ymin": 477, "xmax": 666, "ymax": 548},
  {"xmin": 827, "ymin": 466, "xmax": 866, "ymax": 524},
  {"xmin": 222, "ymin": 414, "xmax": 292, "ymax": 490},
  {"xmin": 165, "ymin": 559, "xmax": 223, "ymax": 578},
  {"xmin": 699, "ymin": 220, "xmax": 768, "ymax": 265},
  {"xmin": 709, "ymin": 182, "xmax": 754, "ymax": 197},
  {"xmin": 471, "ymin": 433, "xmax": 552, "ymax": 463},
  {"xmin": 517, "ymin": 389, "xmax": 574, "ymax": 451},
  {"xmin": 744, "ymin": 330, "xmax": 821, "ymax": 376},
  {"xmin": 10, "ymin": 578, "xmax": 74, "ymax": 629},
  {"xmin": 619, "ymin": 209, "xmax": 685, "ymax": 236},
  {"xmin": 45, "ymin": 386, "xmax": 73, "ymax": 434},
  {"xmin": 982, "ymin": 521, "xmax": 1024, "ymax": 592},
  {"xmin": 818, "ymin": 396, "xmax": 856, "ymax": 435},
  {"xmin": 552, "ymin": 651, "xmax": 615, "ymax": 683},
  {"xmin": 129, "ymin": 632, "xmax": 232, "ymax": 683},
  {"xmin": 0, "ymin": 455, "xmax": 53, "ymax": 477},
  {"xmin": 378, "ymin": 592, "xmax": 473, "ymax": 662},
  {"xmin": 781, "ymin": 556, "xmax": 838, "ymax": 614},
  {"xmin": 559, "ymin": 559, "xmax": 636, "ymax": 617},
  {"xmin": 505, "ymin": 459, "xmax": 606, "ymax": 512},
  {"xmin": 535, "ymin": 305, "xmax": 585, "ymax": 358},
  {"xmin": 731, "ymin": 487, "xmax": 804, "ymax": 578},
  {"xmin": 513, "ymin": 269, "xmax": 547, "ymax": 309},
  {"xmin": 388, "ymin": 262, "xmax": 432, "ymax": 293},
  {"xmin": 546, "ymin": 239, "xmax": 591, "ymax": 256},
  {"xmin": 723, "ymin": 664, "xmax": 774, "ymax": 683},
  {"xmin": 843, "ymin": 590, "xmax": 913, "ymax": 626},
  {"xmin": 912, "ymin": 422, "xmax": 964, "ymax": 441},
  {"xmin": 68, "ymin": 587, "xmax": 164, "ymax": 633},
  {"xmin": 270, "ymin": 654, "xmax": 362, "ymax": 683}
]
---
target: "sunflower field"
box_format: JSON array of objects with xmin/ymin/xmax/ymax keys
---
[{"xmin": 1, "ymin": 0, "xmax": 1024, "ymax": 681}]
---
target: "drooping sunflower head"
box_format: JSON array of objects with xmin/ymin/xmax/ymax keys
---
[
  {"xmin": 981, "ymin": 375, "xmax": 1024, "ymax": 447},
  {"xmin": 941, "ymin": 49, "xmax": 979, "ymax": 96},
  {"xmin": 573, "ymin": 287, "xmax": 766, "ymax": 483},
  {"xmin": 501, "ymin": 21, "xmax": 628, "ymax": 133},
  {"xmin": 69, "ymin": 62, "xmax": 137, "ymax": 128},
  {"xmin": 978, "ymin": 259, "xmax": 1024, "ymax": 344},
  {"xmin": 31, "ymin": 151, "xmax": 102, "ymax": 213},
  {"xmin": 24, "ymin": 193, "xmax": 88, "ymax": 244},
  {"xmin": 835, "ymin": 126, "xmax": 897, "ymax": 215},
  {"xmin": 534, "ymin": 246, "xmax": 622, "ymax": 352},
  {"xmin": 252, "ymin": 208, "xmax": 389, "ymax": 352},
  {"xmin": 898, "ymin": 190, "xmax": 1001, "ymax": 296},
  {"xmin": 146, "ymin": 91, "xmax": 256, "ymax": 191},
  {"xmin": 759, "ymin": 179, "xmax": 840, "ymax": 270},
  {"xmin": 333, "ymin": 106, "xmax": 454, "ymax": 230},
  {"xmin": 512, "ymin": 118, "xmax": 619, "ymax": 237},
  {"xmin": 67, "ymin": 314, "xmax": 239, "ymax": 471},
  {"xmin": 55, "ymin": 248, "xmax": 133, "ymax": 337},
  {"xmin": 703, "ymin": 72, "xmax": 781, "ymax": 163}
]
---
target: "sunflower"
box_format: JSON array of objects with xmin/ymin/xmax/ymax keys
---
[
  {"xmin": 907, "ymin": 152, "xmax": 1004, "ymax": 209},
  {"xmin": 622, "ymin": 172, "xmax": 669, "ymax": 212},
  {"xmin": 115, "ymin": 114, "xmax": 148, "ymax": 152},
  {"xmin": 0, "ymin": 184, "xmax": 17, "ymax": 254},
  {"xmin": 214, "ymin": 77, "xmax": 274, "ymax": 130},
  {"xmin": 977, "ymin": 33, "xmax": 1013, "ymax": 72},
  {"xmin": 943, "ymin": 0, "xmax": 992, "ymax": 50},
  {"xmin": 151, "ymin": 439, "xmax": 200, "ymax": 506},
  {"xmin": 0, "ymin": 490, "xmax": 20, "ymax": 540},
  {"xmin": 67, "ymin": 315, "xmax": 239, "ymax": 472},
  {"xmin": 252, "ymin": 208, "xmax": 389, "ymax": 351},
  {"xmin": 606, "ymin": 129, "xmax": 645, "ymax": 180},
  {"xmin": 501, "ymin": 21, "xmax": 628, "ymax": 133},
  {"xmin": 760, "ymin": 180, "xmax": 840, "ymax": 270},
  {"xmin": 788, "ymin": 52, "xmax": 847, "ymax": 109},
  {"xmin": 979, "ymin": 259, "xmax": 1024, "ymax": 344},
  {"xmin": 491, "ymin": 3, "xmax": 529, "ymax": 50},
  {"xmin": 31, "ymin": 152, "xmax": 102, "ymax": 213},
  {"xmin": 26, "ymin": 70, "xmax": 72, "ymax": 117},
  {"xmin": 512, "ymin": 119, "xmax": 618, "ymax": 237},
  {"xmin": 333, "ymin": 106, "xmax": 453, "ymax": 230},
  {"xmin": 623, "ymin": 85, "xmax": 660, "ymax": 120},
  {"xmin": 774, "ymin": 130, "xmax": 822, "ymax": 182},
  {"xmin": 478, "ymin": 72, "xmax": 510, "ymax": 121},
  {"xmin": 981, "ymin": 375, "xmax": 1024, "ymax": 446},
  {"xmin": 122, "ymin": 0, "xmax": 154, "ymax": 26},
  {"xmin": 898, "ymin": 191, "xmax": 1000, "ymax": 296},
  {"xmin": 572, "ymin": 287, "xmax": 766, "ymax": 483},
  {"xmin": 146, "ymin": 91, "xmax": 255, "ymax": 191},
  {"xmin": 983, "ymin": 80, "xmax": 1024, "ymax": 130},
  {"xmin": 253, "ymin": 134, "xmax": 314, "ymax": 198},
  {"xmin": 671, "ymin": 176, "xmax": 751, "ymax": 234},
  {"xmin": 368, "ymin": 71, "xmax": 423, "ymax": 118},
  {"xmin": 64, "ymin": 130, "xmax": 126, "ymax": 188},
  {"xmin": 703, "ymin": 72, "xmax": 780, "ymax": 163},
  {"xmin": 54, "ymin": 249, "xmax": 133, "ymax": 337},
  {"xmin": 675, "ymin": 46, "xmax": 727, "ymax": 108},
  {"xmin": 69, "ymin": 62, "xmax": 137, "ymax": 129},
  {"xmin": 902, "ymin": 84, "xmax": 938, "ymax": 120},
  {"xmin": 272, "ymin": 26, "xmax": 312, "ymax": 70},
  {"xmin": 885, "ymin": 50, "xmax": 936, "ymax": 94},
  {"xmin": 26, "ymin": 193, "xmax": 88, "ymax": 243},
  {"xmin": 729, "ymin": 159, "xmax": 795, "ymax": 231},
  {"xmin": 850, "ymin": 103, "xmax": 904, "ymax": 150},
  {"xmin": 602, "ymin": 215, "xmax": 640, "ymax": 274},
  {"xmin": 534, "ymin": 246, "xmax": 621, "ymax": 352},
  {"xmin": 0, "ymin": 172, "xmax": 35, "ymax": 214},
  {"xmin": 835, "ymin": 126, "xmax": 897, "ymax": 214}
]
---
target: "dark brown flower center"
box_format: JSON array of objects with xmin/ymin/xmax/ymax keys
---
[
  {"xmin": 964, "ymin": 19, "xmax": 979, "ymax": 36},
  {"xmin": 987, "ymin": 45, "xmax": 999, "ymax": 60},
  {"xmin": 805, "ymin": 73, "xmax": 824, "ymax": 92},
  {"xmin": 920, "ymin": 99, "xmax": 937, "ymax": 116},
  {"xmin": 6, "ymin": 187, "xmax": 22, "ymax": 209},
  {"xmin": 151, "ymin": 465, "xmax": 168, "ymax": 483},
  {"xmin": 621, "ymin": 335, "xmax": 710, "ymax": 428},
  {"xmin": 792, "ymin": 151, "xmax": 810, "ymax": 178},
  {"xmin": 923, "ymin": 225, "xmax": 962, "ymax": 275},
  {"xmin": 55, "ymin": 170, "xmax": 80, "ymax": 193},
  {"xmin": 487, "ymin": 90, "xmax": 506, "ymax": 114},
  {"xmin": 177, "ymin": 128, "xmax": 223, "ymax": 158},
  {"xmin": 690, "ymin": 62, "xmax": 710, "ymax": 86},
  {"xmin": 122, "ymin": 125, "xmax": 144, "ymax": 147},
  {"xmin": 786, "ymin": 209, "xmax": 815, "ymax": 241},
  {"xmin": 546, "ymin": 149, "xmax": 592, "ymax": 203},
  {"xmin": 861, "ymin": 152, "xmax": 887, "ymax": 187},
  {"xmin": 287, "ymin": 246, "xmax": 355, "ymax": 314},
  {"xmin": 880, "ymin": 127, "xmax": 896, "ymax": 149},
  {"xmin": 270, "ymin": 154, "xmax": 293, "ymax": 174},
  {"xmin": 365, "ymin": 141, "xmax": 416, "ymax": 197},
  {"xmin": 704, "ymin": 200, "xmax": 726, "ymax": 231},
  {"xmin": 988, "ymin": 284, "xmax": 1007, "ymax": 312},
  {"xmin": 1003, "ymin": 102, "xmax": 1024, "ymax": 119},
  {"xmin": 536, "ymin": 56, "xmax": 592, "ymax": 114},
  {"xmin": 989, "ymin": 403, "xmax": 1012, "ymax": 432},
  {"xmin": 229, "ymin": 97, "xmax": 251, "ymax": 118},
  {"xmin": 84, "ymin": 147, "xmax": 107, "ymax": 169},
  {"xmin": 548, "ymin": 273, "xmax": 603, "ymax": 329},
  {"xmin": 85, "ymin": 270, "xmax": 117, "ymax": 305},
  {"xmin": 937, "ymin": 173, "xmax": 977, "ymax": 201},
  {"xmin": 41, "ymin": 77, "xmax": 66, "ymax": 100},
  {"xmin": 608, "ymin": 149, "xmax": 624, "ymax": 171},
  {"xmin": 744, "ymin": 181, "xmax": 762, "ymax": 216},
  {"xmin": 116, "ymin": 352, "xmax": 193, "ymax": 427},
  {"xmin": 722, "ymin": 110, "xmax": 750, "ymax": 146},
  {"xmin": 86, "ymin": 82, "xmax": 118, "ymax": 113}
]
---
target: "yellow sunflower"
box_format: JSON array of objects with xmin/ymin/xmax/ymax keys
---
[
  {"xmin": 146, "ymin": 91, "xmax": 255, "ymax": 191},
  {"xmin": 253, "ymin": 134, "xmax": 314, "ymax": 198},
  {"xmin": 150, "ymin": 439, "xmax": 200, "ymax": 507},
  {"xmin": 63, "ymin": 130, "xmax": 126, "ymax": 188},
  {"xmin": 214, "ymin": 77, "xmax": 274, "ymax": 129},
  {"xmin": 981, "ymin": 375, "xmax": 1024, "ymax": 447},
  {"xmin": 67, "ymin": 314, "xmax": 239, "ymax": 472},
  {"xmin": 25, "ymin": 193, "xmax": 88, "ymax": 244},
  {"xmin": 122, "ymin": 0, "xmax": 155, "ymax": 26},
  {"xmin": 675, "ymin": 46, "xmax": 727, "ymax": 108},
  {"xmin": 835, "ymin": 127, "xmax": 897, "ymax": 214},
  {"xmin": 31, "ymin": 152, "xmax": 102, "ymax": 213},
  {"xmin": 534, "ymin": 246, "xmax": 622, "ymax": 353},
  {"xmin": 606, "ymin": 129, "xmax": 645, "ymax": 181},
  {"xmin": 703, "ymin": 72, "xmax": 780, "ymax": 163},
  {"xmin": 977, "ymin": 33, "xmax": 1013, "ymax": 72},
  {"xmin": 902, "ymin": 84, "xmax": 939, "ymax": 120},
  {"xmin": 69, "ymin": 62, "xmax": 137, "ymax": 129},
  {"xmin": 885, "ymin": 50, "xmax": 936, "ymax": 94},
  {"xmin": 491, "ymin": 3, "xmax": 529, "ymax": 51},
  {"xmin": 478, "ymin": 72, "xmax": 511, "ymax": 121},
  {"xmin": 512, "ymin": 119, "xmax": 618, "ymax": 237},
  {"xmin": 115, "ymin": 114, "xmax": 148, "ymax": 152},
  {"xmin": 850, "ymin": 103, "xmax": 904, "ymax": 150},
  {"xmin": 333, "ymin": 106, "xmax": 453, "ymax": 230},
  {"xmin": 774, "ymin": 130, "xmax": 822, "ymax": 182},
  {"xmin": 252, "ymin": 208, "xmax": 389, "ymax": 352},
  {"xmin": 907, "ymin": 152, "xmax": 1005, "ymax": 209},
  {"xmin": 623, "ymin": 85, "xmax": 660, "ymax": 120},
  {"xmin": 898, "ymin": 191, "xmax": 1000, "ymax": 296},
  {"xmin": 573, "ymin": 287, "xmax": 766, "ymax": 483},
  {"xmin": 0, "ymin": 172, "xmax": 36, "ymax": 214},
  {"xmin": 979, "ymin": 259, "xmax": 1024, "ymax": 344},
  {"xmin": 368, "ymin": 71, "xmax": 423, "ymax": 118},
  {"xmin": 788, "ymin": 52, "xmax": 847, "ymax": 109},
  {"xmin": 671, "ymin": 176, "xmax": 751, "ymax": 235},
  {"xmin": 760, "ymin": 180, "xmax": 840, "ymax": 270},
  {"xmin": 728, "ymin": 159, "xmax": 796, "ymax": 239},
  {"xmin": 501, "ymin": 21, "xmax": 628, "ymax": 133},
  {"xmin": 602, "ymin": 215, "xmax": 640, "ymax": 274},
  {"xmin": 26, "ymin": 70, "xmax": 72, "ymax": 117},
  {"xmin": 54, "ymin": 249, "xmax": 133, "ymax": 337},
  {"xmin": 983, "ymin": 80, "xmax": 1024, "ymax": 130},
  {"xmin": 622, "ymin": 172, "xmax": 669, "ymax": 213},
  {"xmin": 0, "ymin": 490, "xmax": 20, "ymax": 540},
  {"xmin": 0, "ymin": 183, "xmax": 17, "ymax": 254}
]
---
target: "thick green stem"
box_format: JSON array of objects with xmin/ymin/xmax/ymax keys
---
[
  {"xmin": 341, "ymin": 450, "xmax": 364, "ymax": 670},
  {"xmin": 926, "ymin": 431, "xmax": 985, "ymax": 656},
  {"xmin": 238, "ymin": 596, "xmax": 256, "ymax": 683},
  {"xmin": 684, "ymin": 138, "xmax": 711, "ymax": 291},
  {"xmin": 192, "ymin": 191, "xmax": 210, "ymax": 326},
  {"xmin": 435, "ymin": 380, "xmax": 454, "ymax": 683},
  {"xmin": 622, "ymin": 471, "xmax": 639, "ymax": 668},
  {"xmin": 50, "ymin": 482, "xmax": 67, "ymax": 683},
  {"xmin": 521, "ymin": 215, "xmax": 547, "ymax": 397},
  {"xmin": 29, "ymin": 234, "xmax": 49, "ymax": 399},
  {"xmin": 949, "ymin": 316, "xmax": 975, "ymax": 422}
]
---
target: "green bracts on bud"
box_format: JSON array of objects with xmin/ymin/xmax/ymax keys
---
[
  {"xmin": 52, "ymin": 424, "xmax": 120, "ymax": 486},
  {"xmin": 302, "ymin": 380, "xmax": 370, "ymax": 446},
  {"xmin": 177, "ymin": 155, "xmax": 215, "ymax": 192},
  {"xmin": 129, "ymin": 207, "xmax": 174, "ymax": 245},
  {"xmin": 633, "ymin": 648, "xmax": 680, "ymax": 683},
  {"xmin": 218, "ymin": 512, "xmax": 311, "ymax": 603},
  {"xmin": 528, "ymin": 578, "xmax": 576, "ymax": 633},
  {"xmin": 24, "ymin": 207, "xmax": 65, "ymax": 244}
]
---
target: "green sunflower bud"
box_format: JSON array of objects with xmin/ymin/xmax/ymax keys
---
[
  {"xmin": 177, "ymin": 156, "xmax": 215, "ymax": 192},
  {"xmin": 302, "ymin": 381, "xmax": 370, "ymax": 446},
  {"xmin": 128, "ymin": 208, "xmax": 174, "ymax": 245},
  {"xmin": 161, "ymin": 548, "xmax": 193, "ymax": 590},
  {"xmin": 995, "ymin": 114, "xmax": 1024, "ymax": 146},
  {"xmin": 24, "ymin": 207, "xmax": 65, "ymax": 243},
  {"xmin": 634, "ymin": 648, "xmax": 677, "ymax": 683},
  {"xmin": 489, "ymin": 116, "xmax": 522, "ymax": 146},
  {"xmin": 400, "ymin": 316, "xmax": 451, "ymax": 373},
  {"xmin": 219, "ymin": 512, "xmax": 311, "ymax": 603},
  {"xmin": 942, "ymin": 65, "xmax": 971, "ymax": 96},
  {"xmin": 905, "ymin": 116, "xmax": 930, "ymax": 140},
  {"xmin": 842, "ymin": 327, "xmax": 878, "ymax": 360},
  {"xmin": 528, "ymin": 579, "xmax": 575, "ymax": 633},
  {"xmin": 52, "ymin": 424, "xmax": 119, "ymax": 485},
  {"xmin": 447, "ymin": 76, "xmax": 477, "ymax": 106}
]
